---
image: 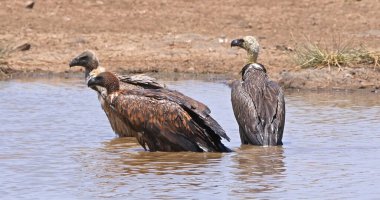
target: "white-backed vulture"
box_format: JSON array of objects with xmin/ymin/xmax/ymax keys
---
[
  {"xmin": 69, "ymin": 50, "xmax": 214, "ymax": 138},
  {"xmin": 230, "ymin": 36, "xmax": 285, "ymax": 146},
  {"xmin": 87, "ymin": 72, "xmax": 231, "ymax": 152}
]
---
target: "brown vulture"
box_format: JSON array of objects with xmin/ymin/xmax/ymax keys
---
[
  {"xmin": 230, "ymin": 36, "xmax": 285, "ymax": 146},
  {"xmin": 87, "ymin": 72, "xmax": 231, "ymax": 152},
  {"xmin": 69, "ymin": 50, "xmax": 214, "ymax": 138}
]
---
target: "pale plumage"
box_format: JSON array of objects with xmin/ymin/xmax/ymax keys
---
[{"xmin": 231, "ymin": 37, "xmax": 285, "ymax": 146}]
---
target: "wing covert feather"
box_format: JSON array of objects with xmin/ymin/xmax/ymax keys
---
[
  {"xmin": 231, "ymin": 81, "xmax": 264, "ymax": 144},
  {"xmin": 108, "ymin": 91, "xmax": 229, "ymax": 152}
]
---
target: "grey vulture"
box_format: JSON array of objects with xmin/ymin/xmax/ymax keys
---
[{"xmin": 230, "ymin": 36, "xmax": 285, "ymax": 146}]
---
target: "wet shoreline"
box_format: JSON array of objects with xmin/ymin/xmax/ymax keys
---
[{"xmin": 1, "ymin": 69, "xmax": 379, "ymax": 93}]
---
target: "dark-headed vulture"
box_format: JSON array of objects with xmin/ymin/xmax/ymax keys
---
[
  {"xmin": 230, "ymin": 36, "xmax": 285, "ymax": 146},
  {"xmin": 87, "ymin": 72, "xmax": 231, "ymax": 152},
  {"xmin": 69, "ymin": 50, "xmax": 215, "ymax": 139},
  {"xmin": 69, "ymin": 50, "xmax": 164, "ymax": 137}
]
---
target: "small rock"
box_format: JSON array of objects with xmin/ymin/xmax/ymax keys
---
[
  {"xmin": 15, "ymin": 43, "xmax": 31, "ymax": 51},
  {"xmin": 74, "ymin": 37, "xmax": 88, "ymax": 44},
  {"xmin": 63, "ymin": 16, "xmax": 71, "ymax": 21},
  {"xmin": 344, "ymin": 73, "xmax": 353, "ymax": 78},
  {"xmin": 359, "ymin": 81, "xmax": 374, "ymax": 89},
  {"xmin": 25, "ymin": 1, "xmax": 35, "ymax": 9},
  {"xmin": 276, "ymin": 45, "xmax": 293, "ymax": 52}
]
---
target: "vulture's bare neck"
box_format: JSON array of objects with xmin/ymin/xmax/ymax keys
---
[
  {"xmin": 85, "ymin": 68, "xmax": 92, "ymax": 79},
  {"xmin": 246, "ymin": 50, "xmax": 258, "ymax": 64}
]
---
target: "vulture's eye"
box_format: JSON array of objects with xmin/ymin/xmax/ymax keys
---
[
  {"xmin": 96, "ymin": 76, "xmax": 104, "ymax": 82},
  {"xmin": 80, "ymin": 55, "xmax": 89, "ymax": 60}
]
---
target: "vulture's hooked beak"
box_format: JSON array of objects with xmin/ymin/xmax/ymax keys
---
[
  {"xmin": 87, "ymin": 77, "xmax": 99, "ymax": 88},
  {"xmin": 69, "ymin": 58, "xmax": 81, "ymax": 68},
  {"xmin": 231, "ymin": 39, "xmax": 244, "ymax": 48}
]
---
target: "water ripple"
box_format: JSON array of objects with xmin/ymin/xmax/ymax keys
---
[{"xmin": 0, "ymin": 78, "xmax": 379, "ymax": 199}]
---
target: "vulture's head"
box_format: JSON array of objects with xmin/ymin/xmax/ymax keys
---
[
  {"xmin": 87, "ymin": 72, "xmax": 120, "ymax": 94},
  {"xmin": 231, "ymin": 36, "xmax": 260, "ymax": 63},
  {"xmin": 69, "ymin": 50, "xmax": 99, "ymax": 71}
]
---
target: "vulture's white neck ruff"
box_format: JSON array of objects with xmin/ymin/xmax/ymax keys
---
[{"xmin": 247, "ymin": 63, "xmax": 265, "ymax": 72}]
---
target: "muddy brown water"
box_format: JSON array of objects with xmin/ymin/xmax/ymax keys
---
[{"xmin": 0, "ymin": 77, "xmax": 379, "ymax": 199}]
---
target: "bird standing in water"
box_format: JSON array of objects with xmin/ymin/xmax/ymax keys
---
[
  {"xmin": 87, "ymin": 72, "xmax": 231, "ymax": 152},
  {"xmin": 69, "ymin": 51, "xmax": 211, "ymax": 138},
  {"xmin": 230, "ymin": 36, "xmax": 285, "ymax": 146},
  {"xmin": 69, "ymin": 50, "xmax": 164, "ymax": 137}
]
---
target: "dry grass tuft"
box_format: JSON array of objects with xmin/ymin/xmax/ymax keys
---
[{"xmin": 292, "ymin": 37, "xmax": 380, "ymax": 70}]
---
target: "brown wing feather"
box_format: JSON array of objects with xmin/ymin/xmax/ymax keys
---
[
  {"xmin": 118, "ymin": 74, "xmax": 165, "ymax": 89},
  {"xmin": 92, "ymin": 73, "xmax": 213, "ymax": 138},
  {"xmin": 100, "ymin": 95, "xmax": 137, "ymax": 137},
  {"xmin": 118, "ymin": 73, "xmax": 211, "ymax": 115},
  {"xmin": 107, "ymin": 90, "xmax": 230, "ymax": 152},
  {"xmin": 130, "ymin": 89, "xmax": 228, "ymax": 141},
  {"xmin": 158, "ymin": 89, "xmax": 211, "ymax": 116}
]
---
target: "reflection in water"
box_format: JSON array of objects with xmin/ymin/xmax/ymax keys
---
[
  {"xmin": 103, "ymin": 137, "xmax": 142, "ymax": 153},
  {"xmin": 231, "ymin": 146, "xmax": 285, "ymax": 196},
  {"xmin": 101, "ymin": 137, "xmax": 224, "ymax": 176},
  {"xmin": 1, "ymin": 78, "xmax": 380, "ymax": 199},
  {"xmin": 79, "ymin": 136, "xmax": 228, "ymax": 199},
  {"xmin": 234, "ymin": 146, "xmax": 285, "ymax": 177}
]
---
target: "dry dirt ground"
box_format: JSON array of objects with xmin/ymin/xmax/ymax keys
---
[{"xmin": 1, "ymin": 0, "xmax": 380, "ymax": 90}]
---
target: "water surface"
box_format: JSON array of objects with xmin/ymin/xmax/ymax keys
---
[{"xmin": 0, "ymin": 78, "xmax": 379, "ymax": 199}]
